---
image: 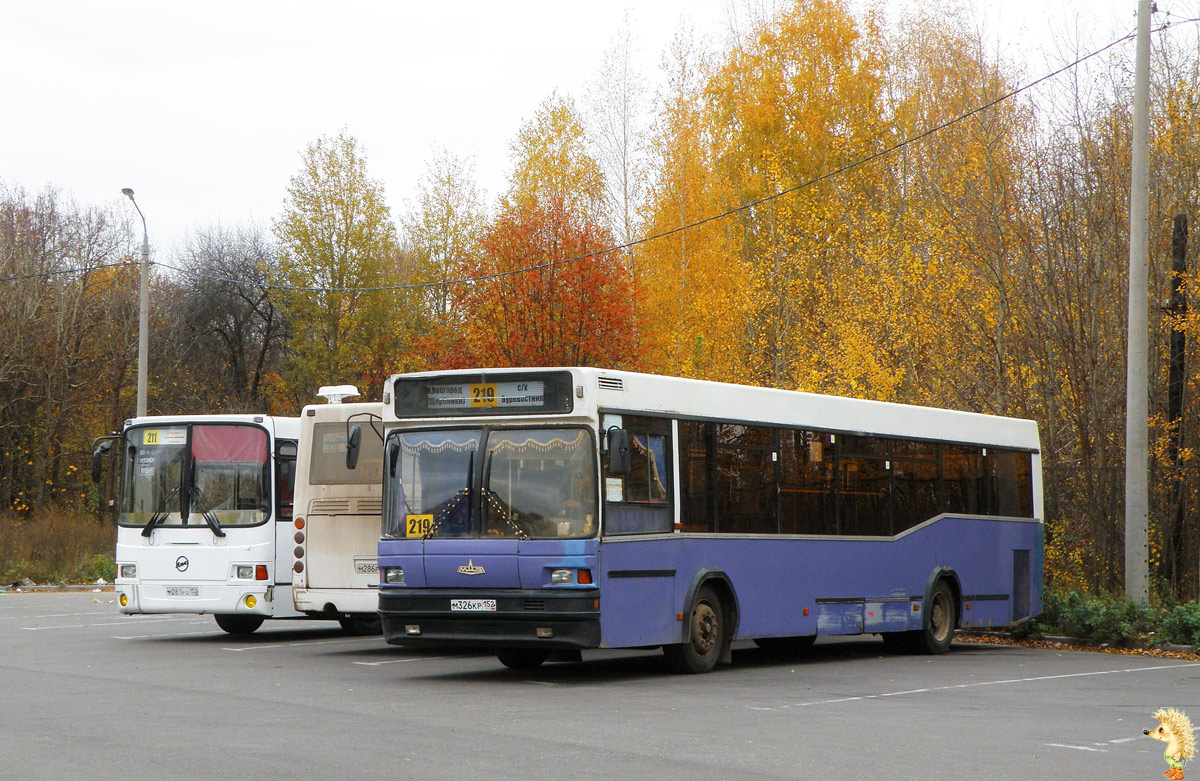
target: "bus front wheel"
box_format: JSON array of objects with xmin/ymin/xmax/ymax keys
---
[
  {"xmin": 664, "ymin": 585, "xmax": 725, "ymax": 674},
  {"xmin": 215, "ymin": 614, "xmax": 264, "ymax": 635},
  {"xmin": 496, "ymin": 648, "xmax": 550, "ymax": 669}
]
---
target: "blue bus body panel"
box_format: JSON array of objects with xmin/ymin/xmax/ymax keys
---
[{"xmin": 596, "ymin": 516, "xmax": 1042, "ymax": 649}]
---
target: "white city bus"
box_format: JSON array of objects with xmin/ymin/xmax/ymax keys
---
[
  {"xmin": 290, "ymin": 386, "xmax": 385, "ymax": 634},
  {"xmin": 97, "ymin": 414, "xmax": 303, "ymax": 634}
]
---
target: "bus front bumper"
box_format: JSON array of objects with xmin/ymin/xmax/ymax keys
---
[
  {"xmin": 117, "ymin": 582, "xmax": 281, "ymax": 616},
  {"xmin": 379, "ymin": 588, "xmax": 601, "ymax": 649}
]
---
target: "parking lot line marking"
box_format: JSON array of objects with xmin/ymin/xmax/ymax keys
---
[
  {"xmin": 0, "ymin": 611, "xmax": 115, "ymax": 621},
  {"xmin": 22, "ymin": 617, "xmax": 184, "ymax": 630},
  {"xmin": 1046, "ymin": 743, "xmax": 1107, "ymax": 753},
  {"xmin": 352, "ymin": 655, "xmax": 455, "ymax": 666},
  {"xmin": 748, "ymin": 661, "xmax": 1200, "ymax": 712}
]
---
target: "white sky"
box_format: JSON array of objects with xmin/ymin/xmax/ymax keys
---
[{"xmin": 0, "ymin": 0, "xmax": 1178, "ymax": 260}]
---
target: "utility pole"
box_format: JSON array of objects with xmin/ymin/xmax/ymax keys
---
[{"xmin": 1124, "ymin": 0, "xmax": 1152, "ymax": 604}]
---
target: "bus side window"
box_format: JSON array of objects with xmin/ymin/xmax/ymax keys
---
[
  {"xmin": 604, "ymin": 416, "xmax": 673, "ymax": 535},
  {"xmin": 678, "ymin": 420, "xmax": 714, "ymax": 533},
  {"xmin": 780, "ymin": 430, "xmax": 835, "ymax": 535},
  {"xmin": 276, "ymin": 440, "xmax": 297, "ymax": 521}
]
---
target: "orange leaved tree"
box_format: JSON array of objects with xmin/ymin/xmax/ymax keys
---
[{"xmin": 450, "ymin": 199, "xmax": 636, "ymax": 368}]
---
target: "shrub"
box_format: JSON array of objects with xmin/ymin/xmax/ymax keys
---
[
  {"xmin": 1161, "ymin": 603, "xmax": 1200, "ymax": 647},
  {"xmin": 0, "ymin": 508, "xmax": 114, "ymax": 585},
  {"xmin": 1021, "ymin": 589, "xmax": 1162, "ymax": 646}
]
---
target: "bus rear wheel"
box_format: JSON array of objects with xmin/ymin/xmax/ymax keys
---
[
  {"xmin": 883, "ymin": 580, "xmax": 956, "ymax": 655},
  {"xmin": 496, "ymin": 648, "xmax": 550, "ymax": 670},
  {"xmin": 664, "ymin": 585, "xmax": 725, "ymax": 674},
  {"xmin": 215, "ymin": 614, "xmax": 264, "ymax": 635},
  {"xmin": 919, "ymin": 581, "xmax": 957, "ymax": 654}
]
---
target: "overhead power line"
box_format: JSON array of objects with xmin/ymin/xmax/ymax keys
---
[{"xmin": 0, "ymin": 260, "xmax": 137, "ymax": 284}]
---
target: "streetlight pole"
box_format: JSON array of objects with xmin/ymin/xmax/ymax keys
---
[{"xmin": 122, "ymin": 187, "xmax": 150, "ymax": 418}]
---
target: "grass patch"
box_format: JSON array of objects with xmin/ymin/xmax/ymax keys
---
[{"xmin": 0, "ymin": 508, "xmax": 114, "ymax": 585}]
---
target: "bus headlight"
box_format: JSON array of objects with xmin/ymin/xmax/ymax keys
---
[
  {"xmin": 119, "ymin": 564, "xmax": 137, "ymax": 579},
  {"xmin": 551, "ymin": 568, "xmax": 592, "ymax": 585},
  {"xmin": 235, "ymin": 565, "xmax": 254, "ymax": 579},
  {"xmin": 382, "ymin": 567, "xmax": 405, "ymax": 585}
]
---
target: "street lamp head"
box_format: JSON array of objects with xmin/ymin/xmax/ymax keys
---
[{"xmin": 121, "ymin": 187, "xmax": 135, "ymax": 200}]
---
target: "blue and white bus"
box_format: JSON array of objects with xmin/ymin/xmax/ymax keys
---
[{"xmin": 371, "ymin": 368, "xmax": 1042, "ymax": 673}]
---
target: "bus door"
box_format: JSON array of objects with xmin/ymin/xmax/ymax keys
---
[
  {"xmin": 597, "ymin": 414, "xmax": 677, "ymax": 647},
  {"xmin": 273, "ymin": 438, "xmax": 298, "ymax": 584}
]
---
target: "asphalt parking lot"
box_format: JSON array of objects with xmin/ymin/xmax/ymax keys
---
[{"xmin": 2, "ymin": 591, "xmax": 1196, "ymax": 779}]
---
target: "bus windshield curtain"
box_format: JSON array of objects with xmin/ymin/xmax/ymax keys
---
[{"xmin": 192, "ymin": 426, "xmax": 267, "ymax": 465}]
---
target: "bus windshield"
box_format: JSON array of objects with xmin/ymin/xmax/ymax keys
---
[
  {"xmin": 119, "ymin": 424, "xmax": 271, "ymax": 528},
  {"xmin": 384, "ymin": 427, "xmax": 596, "ymax": 540}
]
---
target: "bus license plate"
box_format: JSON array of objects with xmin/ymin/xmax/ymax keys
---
[
  {"xmin": 165, "ymin": 586, "xmax": 199, "ymax": 597},
  {"xmin": 355, "ymin": 560, "xmax": 378, "ymax": 575},
  {"xmin": 450, "ymin": 599, "xmax": 496, "ymax": 612}
]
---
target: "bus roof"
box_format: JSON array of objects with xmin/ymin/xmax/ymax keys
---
[
  {"xmin": 124, "ymin": 414, "xmax": 300, "ymax": 440},
  {"xmin": 386, "ymin": 368, "xmax": 1040, "ymax": 453}
]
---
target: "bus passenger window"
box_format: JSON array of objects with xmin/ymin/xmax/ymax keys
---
[
  {"xmin": 780, "ymin": 430, "xmax": 834, "ymax": 535},
  {"xmin": 603, "ymin": 416, "xmax": 673, "ymax": 535}
]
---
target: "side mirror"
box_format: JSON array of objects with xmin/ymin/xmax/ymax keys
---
[
  {"xmin": 346, "ymin": 425, "xmax": 362, "ymax": 470},
  {"xmin": 91, "ymin": 439, "xmax": 115, "ymax": 483},
  {"xmin": 607, "ymin": 428, "xmax": 631, "ymax": 476}
]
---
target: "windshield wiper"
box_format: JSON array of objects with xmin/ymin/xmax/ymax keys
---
[
  {"xmin": 141, "ymin": 484, "xmax": 181, "ymax": 538},
  {"xmin": 188, "ymin": 485, "xmax": 227, "ymax": 538}
]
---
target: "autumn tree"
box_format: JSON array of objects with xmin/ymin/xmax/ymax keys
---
[
  {"xmin": 0, "ymin": 184, "xmax": 132, "ymax": 513},
  {"xmin": 272, "ymin": 130, "xmax": 412, "ymax": 401},
  {"xmin": 400, "ymin": 149, "xmax": 487, "ymax": 366},
  {"xmin": 452, "ymin": 95, "xmax": 637, "ymax": 368},
  {"xmin": 453, "ymin": 200, "xmax": 636, "ymax": 367},
  {"xmin": 168, "ymin": 223, "xmax": 288, "ymax": 411},
  {"xmin": 636, "ymin": 27, "xmax": 748, "ymax": 380}
]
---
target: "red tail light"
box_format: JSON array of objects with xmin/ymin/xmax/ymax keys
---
[{"xmin": 577, "ymin": 568, "xmax": 593, "ymax": 585}]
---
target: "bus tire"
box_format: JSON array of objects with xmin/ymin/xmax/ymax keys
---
[
  {"xmin": 496, "ymin": 648, "xmax": 550, "ymax": 670},
  {"xmin": 914, "ymin": 580, "xmax": 956, "ymax": 654},
  {"xmin": 338, "ymin": 615, "xmax": 382, "ymax": 636},
  {"xmin": 664, "ymin": 585, "xmax": 725, "ymax": 674},
  {"xmin": 215, "ymin": 614, "xmax": 264, "ymax": 635}
]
